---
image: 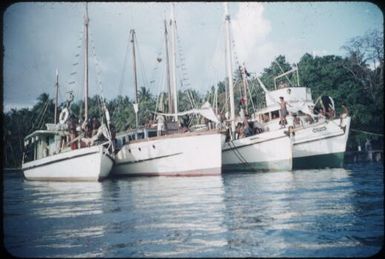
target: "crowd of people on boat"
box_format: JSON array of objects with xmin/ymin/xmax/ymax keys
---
[
  {"xmin": 62, "ymin": 115, "xmax": 116, "ymax": 151},
  {"xmin": 223, "ymin": 95, "xmax": 350, "ymax": 141}
]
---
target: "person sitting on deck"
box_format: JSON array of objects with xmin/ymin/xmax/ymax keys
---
[
  {"xmin": 253, "ymin": 120, "xmax": 264, "ymax": 134},
  {"xmin": 67, "ymin": 115, "xmax": 78, "ymax": 150},
  {"xmin": 236, "ymin": 122, "xmax": 245, "ymax": 139},
  {"xmin": 80, "ymin": 120, "xmax": 93, "ymax": 147},
  {"xmin": 91, "ymin": 117, "xmax": 101, "ymax": 137},
  {"xmin": 304, "ymin": 114, "xmax": 314, "ymax": 125},
  {"xmin": 292, "ymin": 113, "xmax": 303, "ymax": 128},
  {"xmin": 243, "ymin": 114, "xmax": 253, "ymax": 137}
]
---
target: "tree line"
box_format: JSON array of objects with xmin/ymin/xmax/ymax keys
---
[{"xmin": 3, "ymin": 30, "xmax": 383, "ymax": 168}]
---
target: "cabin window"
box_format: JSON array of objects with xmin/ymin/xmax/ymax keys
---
[
  {"xmin": 262, "ymin": 113, "xmax": 270, "ymax": 123},
  {"xmin": 148, "ymin": 130, "xmax": 157, "ymax": 138},
  {"xmin": 271, "ymin": 110, "xmax": 279, "ymax": 120}
]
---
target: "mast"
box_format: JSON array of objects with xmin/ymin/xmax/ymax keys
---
[
  {"xmin": 169, "ymin": 3, "xmax": 178, "ymax": 122},
  {"xmin": 54, "ymin": 69, "xmax": 59, "ymax": 124},
  {"xmin": 83, "ymin": 3, "xmax": 89, "ymax": 122},
  {"xmin": 164, "ymin": 20, "xmax": 173, "ymax": 114},
  {"xmin": 224, "ymin": 2, "xmax": 235, "ymax": 137},
  {"xmin": 130, "ymin": 29, "xmax": 139, "ymax": 138},
  {"xmin": 296, "ymin": 64, "xmax": 300, "ymax": 86},
  {"xmin": 214, "ymin": 86, "xmax": 218, "ymax": 115}
]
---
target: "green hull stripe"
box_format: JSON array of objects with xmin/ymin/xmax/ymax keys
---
[
  {"xmin": 223, "ymin": 159, "xmax": 291, "ymax": 172},
  {"xmin": 293, "ymin": 152, "xmax": 345, "ymax": 169}
]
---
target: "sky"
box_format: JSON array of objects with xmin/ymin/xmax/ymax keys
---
[{"xmin": 3, "ymin": 2, "xmax": 383, "ymax": 112}]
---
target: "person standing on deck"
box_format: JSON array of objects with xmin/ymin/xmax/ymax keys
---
[
  {"xmin": 68, "ymin": 115, "xmax": 78, "ymax": 150},
  {"xmin": 156, "ymin": 113, "xmax": 165, "ymax": 136},
  {"xmin": 278, "ymin": 96, "xmax": 290, "ymax": 128}
]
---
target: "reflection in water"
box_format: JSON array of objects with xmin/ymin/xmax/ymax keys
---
[
  {"xmin": 25, "ymin": 181, "xmax": 104, "ymax": 218},
  {"xmin": 5, "ymin": 179, "xmax": 106, "ymax": 257},
  {"xmin": 222, "ymin": 168, "xmax": 382, "ymax": 257},
  {"xmin": 100, "ymin": 176, "xmax": 227, "ymax": 257},
  {"xmin": 3, "ymin": 164, "xmax": 383, "ymax": 257}
]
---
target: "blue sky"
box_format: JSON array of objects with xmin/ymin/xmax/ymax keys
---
[{"xmin": 3, "ymin": 2, "xmax": 383, "ymax": 111}]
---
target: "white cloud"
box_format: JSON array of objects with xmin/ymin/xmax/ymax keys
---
[
  {"xmin": 231, "ymin": 2, "xmax": 272, "ymax": 73},
  {"xmin": 311, "ymin": 49, "xmax": 329, "ymax": 57}
]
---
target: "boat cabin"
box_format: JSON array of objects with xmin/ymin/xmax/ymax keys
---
[
  {"xmin": 251, "ymin": 86, "xmax": 316, "ymax": 131},
  {"xmin": 23, "ymin": 129, "xmax": 68, "ymax": 163},
  {"xmin": 115, "ymin": 127, "xmax": 157, "ymax": 148}
]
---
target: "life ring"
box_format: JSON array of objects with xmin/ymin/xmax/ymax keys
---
[{"xmin": 59, "ymin": 108, "xmax": 69, "ymax": 124}]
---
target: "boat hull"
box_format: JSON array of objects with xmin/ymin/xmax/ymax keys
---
[
  {"xmin": 112, "ymin": 131, "xmax": 222, "ymax": 176},
  {"xmin": 222, "ymin": 130, "xmax": 293, "ymax": 172},
  {"xmin": 22, "ymin": 145, "xmax": 114, "ymax": 181},
  {"xmin": 292, "ymin": 116, "xmax": 351, "ymax": 169}
]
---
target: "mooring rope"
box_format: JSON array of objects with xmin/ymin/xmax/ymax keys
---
[{"xmin": 350, "ymin": 128, "xmax": 384, "ymax": 137}]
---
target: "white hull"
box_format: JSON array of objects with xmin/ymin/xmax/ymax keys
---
[
  {"xmin": 112, "ymin": 131, "xmax": 222, "ymax": 176},
  {"xmin": 22, "ymin": 145, "xmax": 114, "ymax": 181},
  {"xmin": 222, "ymin": 130, "xmax": 293, "ymax": 171},
  {"xmin": 292, "ymin": 116, "xmax": 351, "ymax": 168}
]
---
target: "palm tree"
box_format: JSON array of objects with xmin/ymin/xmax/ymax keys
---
[{"xmin": 137, "ymin": 87, "xmax": 156, "ymax": 126}]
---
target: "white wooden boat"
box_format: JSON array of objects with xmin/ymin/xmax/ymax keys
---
[
  {"xmin": 22, "ymin": 130, "xmax": 114, "ymax": 181},
  {"xmin": 222, "ymin": 129, "xmax": 292, "ymax": 171},
  {"xmin": 253, "ymin": 67, "xmax": 351, "ymax": 169},
  {"xmin": 111, "ymin": 4, "xmax": 222, "ymax": 177},
  {"xmin": 113, "ymin": 130, "xmax": 222, "ymax": 176},
  {"xmin": 220, "ymin": 3, "xmax": 293, "ymax": 172},
  {"xmin": 21, "ymin": 4, "xmax": 115, "ymax": 181}
]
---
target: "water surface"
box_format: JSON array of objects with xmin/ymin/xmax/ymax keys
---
[{"xmin": 3, "ymin": 163, "xmax": 383, "ymax": 257}]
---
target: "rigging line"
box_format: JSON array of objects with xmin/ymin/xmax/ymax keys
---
[
  {"xmin": 228, "ymin": 140, "xmax": 250, "ymax": 169},
  {"xmin": 152, "ymin": 35, "xmax": 167, "ymax": 116},
  {"xmin": 231, "ymin": 142, "xmax": 250, "ymax": 168},
  {"xmin": 175, "ymin": 31, "xmax": 195, "ymax": 110},
  {"xmin": 220, "ymin": 92, "xmax": 229, "ymax": 115},
  {"xmin": 246, "ymin": 78, "xmax": 256, "ymax": 114},
  {"xmin": 36, "ymin": 100, "xmax": 50, "ymax": 130},
  {"xmin": 184, "ymin": 88, "xmax": 195, "ymax": 110},
  {"xmin": 65, "ymin": 31, "xmax": 83, "ymax": 96},
  {"xmin": 153, "ymin": 65, "xmax": 166, "ymax": 119},
  {"xmin": 153, "ymin": 59, "xmax": 163, "ymax": 120},
  {"xmin": 118, "ymin": 31, "xmax": 131, "ymax": 97},
  {"xmin": 88, "ymin": 29, "xmax": 108, "ymax": 117},
  {"xmin": 350, "ymin": 128, "xmax": 384, "ymax": 137},
  {"xmin": 135, "ymin": 35, "xmax": 150, "ymax": 92},
  {"xmin": 234, "ymin": 78, "xmax": 242, "ymax": 102},
  {"xmin": 149, "ymin": 23, "xmax": 165, "ymax": 103},
  {"xmin": 89, "ymin": 30, "xmax": 104, "ymax": 96},
  {"xmin": 208, "ymin": 22, "xmax": 225, "ymax": 98},
  {"xmin": 250, "ymin": 78, "xmax": 266, "ymax": 110},
  {"xmin": 274, "ymin": 61, "xmax": 294, "ymax": 87}
]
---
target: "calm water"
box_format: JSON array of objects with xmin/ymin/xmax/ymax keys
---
[{"xmin": 3, "ymin": 163, "xmax": 384, "ymax": 257}]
